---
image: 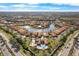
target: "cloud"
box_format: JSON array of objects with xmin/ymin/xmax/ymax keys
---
[
  {"xmin": 0, "ymin": 0, "xmax": 79, "ymax": 6},
  {"xmin": 12, "ymin": 4, "xmax": 38, "ymax": 8},
  {"xmin": 0, "ymin": 3, "xmax": 79, "ymax": 11},
  {"xmin": 11, "ymin": 4, "xmax": 26, "ymax": 7}
]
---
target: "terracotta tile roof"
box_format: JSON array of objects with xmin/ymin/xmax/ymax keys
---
[
  {"xmin": 44, "ymin": 39, "xmax": 49, "ymax": 45},
  {"xmin": 51, "ymin": 26, "xmax": 69, "ymax": 36}
]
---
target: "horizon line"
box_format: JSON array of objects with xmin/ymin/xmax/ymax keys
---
[{"xmin": 0, "ymin": 10, "xmax": 79, "ymax": 12}]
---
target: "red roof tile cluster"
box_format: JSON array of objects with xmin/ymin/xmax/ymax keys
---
[
  {"xmin": 9, "ymin": 24, "xmax": 27, "ymax": 35},
  {"xmin": 0, "ymin": 19, "xmax": 7, "ymax": 23},
  {"xmin": 51, "ymin": 26, "xmax": 69, "ymax": 37},
  {"xmin": 32, "ymin": 32, "xmax": 49, "ymax": 37},
  {"xmin": 44, "ymin": 39, "xmax": 49, "ymax": 45}
]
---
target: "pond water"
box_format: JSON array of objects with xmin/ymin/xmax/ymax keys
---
[{"xmin": 21, "ymin": 23, "xmax": 55, "ymax": 32}]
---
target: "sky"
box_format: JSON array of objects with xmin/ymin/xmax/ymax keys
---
[{"xmin": 0, "ymin": 0, "xmax": 79, "ymax": 11}]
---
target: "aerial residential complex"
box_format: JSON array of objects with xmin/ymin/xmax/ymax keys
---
[{"xmin": 0, "ymin": 12, "xmax": 79, "ymax": 56}]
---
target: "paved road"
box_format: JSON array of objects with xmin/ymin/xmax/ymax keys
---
[
  {"xmin": 58, "ymin": 30, "xmax": 79, "ymax": 56},
  {"xmin": 72, "ymin": 36, "xmax": 79, "ymax": 56},
  {"xmin": 72, "ymin": 47, "xmax": 79, "ymax": 56},
  {"xmin": 0, "ymin": 36, "xmax": 11, "ymax": 56},
  {"xmin": 0, "ymin": 31, "xmax": 23, "ymax": 56},
  {"xmin": 0, "ymin": 45, "xmax": 12, "ymax": 56}
]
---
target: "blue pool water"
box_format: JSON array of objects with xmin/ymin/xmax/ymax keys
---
[{"xmin": 36, "ymin": 44, "xmax": 48, "ymax": 49}]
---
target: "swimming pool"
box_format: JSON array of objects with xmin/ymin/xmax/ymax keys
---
[{"xmin": 36, "ymin": 44, "xmax": 48, "ymax": 49}]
